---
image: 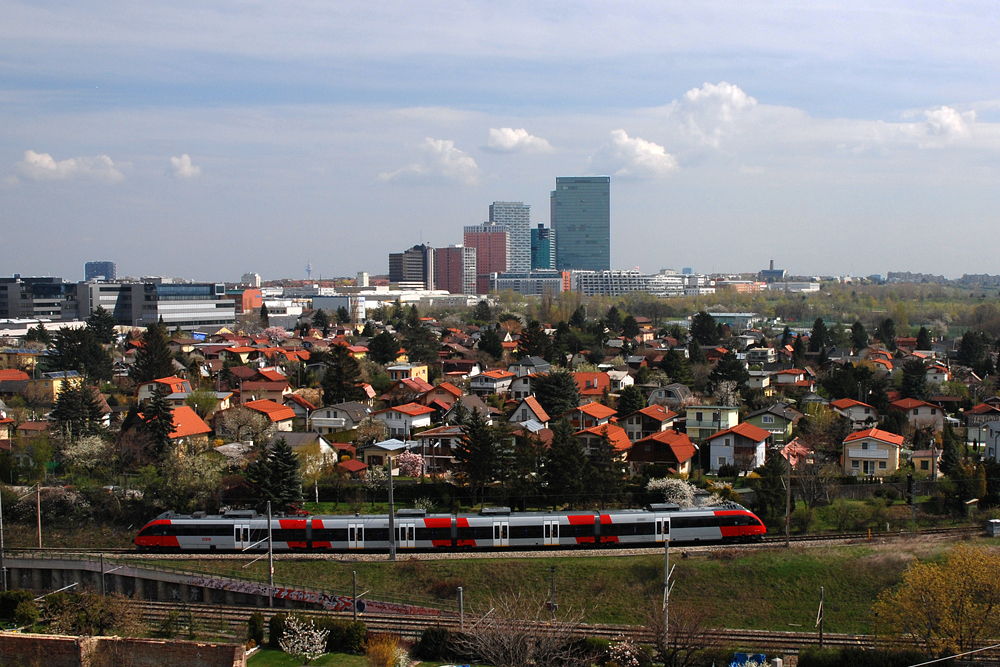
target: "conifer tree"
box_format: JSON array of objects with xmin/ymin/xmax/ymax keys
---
[
  {"xmin": 543, "ymin": 419, "xmax": 586, "ymax": 509},
  {"xmin": 532, "ymin": 369, "xmax": 581, "ymax": 418},
  {"xmin": 321, "ymin": 344, "xmax": 365, "ymax": 405},
  {"xmin": 311, "ymin": 309, "xmax": 331, "ymax": 338},
  {"xmin": 453, "ymin": 408, "xmax": 496, "ymax": 508},
  {"xmin": 368, "ymin": 331, "xmax": 400, "ymax": 365},
  {"xmin": 50, "ymin": 384, "xmax": 105, "ymax": 440},
  {"xmin": 131, "ymin": 322, "xmax": 174, "ymax": 383},
  {"xmin": 851, "ymin": 321, "xmax": 869, "ymax": 351},
  {"xmin": 708, "ymin": 350, "xmax": 750, "ymax": 393},
  {"xmin": 473, "ymin": 300, "xmax": 492, "ymax": 323},
  {"xmin": 916, "ymin": 326, "xmax": 933, "ymax": 351},
  {"xmin": 687, "ymin": 339, "xmax": 707, "ymax": 365},
  {"xmin": 519, "ymin": 320, "xmax": 553, "ymax": 360},
  {"xmin": 478, "ymin": 327, "xmax": 504, "ymax": 360},
  {"xmin": 585, "ymin": 429, "xmax": 624, "ymax": 508},
  {"xmin": 142, "ymin": 384, "xmax": 175, "ymax": 461},
  {"xmin": 659, "ymin": 347, "xmax": 694, "ymax": 386},
  {"xmin": 268, "ymin": 436, "xmax": 303, "ymax": 505},
  {"xmin": 259, "ymin": 303, "xmax": 270, "ymax": 328},
  {"xmin": 808, "ymin": 318, "xmax": 828, "ymax": 352},
  {"xmin": 616, "ymin": 385, "xmax": 646, "ymax": 418}
]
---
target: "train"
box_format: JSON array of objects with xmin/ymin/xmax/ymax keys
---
[{"xmin": 134, "ymin": 502, "xmax": 766, "ymax": 553}]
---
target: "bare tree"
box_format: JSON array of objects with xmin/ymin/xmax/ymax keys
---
[
  {"xmin": 215, "ymin": 405, "xmax": 276, "ymax": 446},
  {"xmin": 453, "ymin": 591, "xmax": 593, "ymax": 667},
  {"xmin": 734, "ymin": 446, "xmax": 759, "ymax": 476},
  {"xmin": 794, "ymin": 460, "xmax": 840, "ymax": 509},
  {"xmin": 646, "ymin": 603, "xmax": 714, "ymax": 667}
]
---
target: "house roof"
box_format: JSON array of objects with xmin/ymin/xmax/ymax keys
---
[
  {"xmin": 375, "ymin": 402, "xmax": 435, "ymax": 417},
  {"xmin": 241, "ymin": 381, "xmax": 290, "ymax": 392},
  {"xmin": 243, "ymin": 399, "xmax": 297, "ymax": 422},
  {"xmin": 568, "ymin": 402, "xmax": 618, "ymax": 420},
  {"xmin": 844, "ymin": 427, "xmax": 905, "ymax": 447},
  {"xmin": 517, "ymin": 396, "xmax": 550, "ymax": 423},
  {"xmin": 414, "ymin": 424, "xmax": 466, "ymax": 439},
  {"xmin": 0, "ymin": 369, "xmax": 29, "ymax": 382},
  {"xmin": 229, "ymin": 366, "xmax": 258, "ymax": 380},
  {"xmin": 425, "ymin": 381, "xmax": 463, "ymax": 398},
  {"xmin": 969, "ymin": 403, "xmax": 1000, "ymax": 415},
  {"xmin": 708, "ymin": 422, "xmax": 771, "ymax": 443},
  {"xmin": 628, "ymin": 405, "xmax": 678, "ymax": 422},
  {"xmin": 575, "ymin": 423, "xmax": 632, "ymax": 451},
  {"xmin": 572, "ymin": 372, "xmax": 611, "ymax": 396},
  {"xmin": 890, "ymin": 398, "xmax": 937, "ymax": 410},
  {"xmin": 631, "ymin": 429, "xmax": 697, "ymax": 463},
  {"xmin": 830, "ymin": 398, "xmax": 874, "ymax": 411},
  {"xmin": 284, "ymin": 393, "xmax": 317, "ymax": 411},
  {"xmin": 747, "ymin": 403, "xmax": 804, "ymax": 422},
  {"xmin": 168, "ymin": 406, "xmax": 212, "ymax": 439},
  {"xmin": 479, "ymin": 369, "xmax": 515, "ymax": 380},
  {"xmin": 338, "ymin": 459, "xmax": 368, "ymax": 472},
  {"xmin": 323, "ymin": 401, "xmax": 372, "ymax": 423},
  {"xmin": 268, "ymin": 432, "xmax": 330, "ymax": 450},
  {"xmin": 16, "ymin": 421, "xmax": 48, "ymax": 432},
  {"xmin": 257, "ymin": 368, "xmax": 287, "ymax": 382}
]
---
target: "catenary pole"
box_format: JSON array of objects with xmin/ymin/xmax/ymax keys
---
[{"xmin": 267, "ymin": 501, "xmax": 274, "ymax": 608}]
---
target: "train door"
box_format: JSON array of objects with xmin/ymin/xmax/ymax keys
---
[
  {"xmin": 398, "ymin": 522, "xmax": 416, "ymax": 549},
  {"xmin": 348, "ymin": 523, "xmax": 365, "ymax": 550},
  {"xmin": 234, "ymin": 523, "xmax": 251, "ymax": 550},
  {"xmin": 492, "ymin": 521, "xmax": 509, "ymax": 547},
  {"xmin": 654, "ymin": 516, "xmax": 670, "ymax": 543},
  {"xmin": 543, "ymin": 520, "xmax": 559, "ymax": 546}
]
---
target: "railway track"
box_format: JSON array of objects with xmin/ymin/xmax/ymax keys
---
[{"xmin": 6, "ymin": 526, "xmax": 981, "ymax": 562}]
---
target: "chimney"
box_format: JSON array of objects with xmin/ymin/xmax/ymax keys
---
[{"xmin": 769, "ymin": 259, "xmax": 774, "ymax": 271}]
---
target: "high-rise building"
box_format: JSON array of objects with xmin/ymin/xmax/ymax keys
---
[
  {"xmin": 84, "ymin": 261, "xmax": 116, "ymax": 281},
  {"xmin": 240, "ymin": 272, "xmax": 261, "ymax": 288},
  {"xmin": 0, "ymin": 276, "xmax": 78, "ymax": 320},
  {"xmin": 435, "ymin": 246, "xmax": 477, "ymax": 295},
  {"xmin": 388, "ymin": 244, "xmax": 435, "ymax": 290},
  {"xmin": 530, "ymin": 224, "xmax": 556, "ymax": 270},
  {"xmin": 463, "ymin": 222, "xmax": 509, "ymax": 293},
  {"xmin": 550, "ymin": 176, "xmax": 610, "ymax": 271},
  {"xmin": 489, "ymin": 201, "xmax": 530, "ymax": 273}
]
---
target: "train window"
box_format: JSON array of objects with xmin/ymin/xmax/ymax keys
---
[
  {"xmin": 314, "ymin": 529, "xmax": 348, "ymax": 542},
  {"xmin": 565, "ymin": 523, "xmax": 595, "ymax": 538},
  {"xmin": 510, "ymin": 525, "xmax": 543, "ymax": 539},
  {"xmin": 407, "ymin": 527, "xmax": 414, "ymax": 541},
  {"xmin": 501, "ymin": 524, "xmax": 507, "ymax": 540},
  {"xmin": 544, "ymin": 524, "xmax": 550, "ymax": 538},
  {"xmin": 457, "ymin": 527, "xmax": 492, "ymax": 541},
  {"xmin": 349, "ymin": 527, "xmax": 355, "ymax": 542},
  {"xmin": 415, "ymin": 528, "xmax": 449, "ymax": 541},
  {"xmin": 272, "ymin": 529, "xmax": 308, "ymax": 542},
  {"xmin": 367, "ymin": 528, "xmax": 388, "ymax": 541},
  {"xmin": 553, "ymin": 524, "xmax": 559, "ymax": 538}
]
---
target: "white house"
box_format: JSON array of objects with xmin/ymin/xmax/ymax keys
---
[
  {"xmin": 705, "ymin": 423, "xmax": 770, "ymax": 473},
  {"xmin": 829, "ymin": 398, "xmax": 879, "ymax": 429},
  {"xmin": 469, "ymin": 370, "xmax": 515, "ymax": 396},
  {"xmin": 372, "ymin": 402, "xmax": 435, "ymax": 437}
]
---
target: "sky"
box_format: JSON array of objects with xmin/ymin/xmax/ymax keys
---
[{"xmin": 3, "ymin": 1, "xmax": 1000, "ymax": 282}]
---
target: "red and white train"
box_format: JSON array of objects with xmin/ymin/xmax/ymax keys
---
[{"xmin": 134, "ymin": 503, "xmax": 766, "ymax": 552}]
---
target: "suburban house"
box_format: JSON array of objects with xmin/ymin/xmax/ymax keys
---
[
  {"xmin": 283, "ymin": 393, "xmax": 317, "ymax": 429},
  {"xmin": 684, "ymin": 405, "xmax": 740, "ymax": 441},
  {"xmin": 925, "ymin": 364, "xmax": 950, "ymax": 385},
  {"xmin": 386, "ymin": 363, "xmax": 429, "ymax": 383},
  {"xmin": 780, "ymin": 438, "xmax": 813, "ymax": 467},
  {"xmin": 373, "ymin": 402, "xmax": 435, "ymax": 437},
  {"xmin": 509, "ymin": 373, "xmax": 537, "ymax": 400},
  {"xmin": 911, "ymin": 448, "xmax": 943, "ymax": 478},
  {"xmin": 443, "ymin": 395, "xmax": 494, "ymax": 425},
  {"xmin": 745, "ymin": 403, "xmax": 803, "ymax": 447},
  {"xmin": 269, "ymin": 432, "xmax": 337, "ymax": 462},
  {"xmin": 620, "ymin": 405, "xmax": 677, "ymax": 443},
  {"xmin": 706, "ymin": 423, "xmax": 771, "ymax": 473},
  {"xmin": 889, "ymin": 398, "xmax": 944, "ymax": 432},
  {"xmin": 239, "ymin": 380, "xmax": 291, "ymax": 404},
  {"xmin": 646, "ymin": 382, "xmax": 693, "ymax": 408},
  {"xmin": 357, "ymin": 438, "xmax": 416, "ymax": 470},
  {"xmin": 607, "ymin": 370, "xmax": 634, "ymax": 392},
  {"xmin": 627, "ymin": 430, "xmax": 697, "ymax": 476},
  {"xmin": 381, "ymin": 377, "xmax": 434, "ymax": 404},
  {"xmin": 469, "ymin": 370, "xmax": 515, "ymax": 396},
  {"xmin": 573, "ymin": 372, "xmax": 611, "ymax": 403},
  {"xmin": 508, "ymin": 396, "xmax": 550, "ymax": 428},
  {"xmin": 413, "ymin": 424, "xmax": 464, "ymax": 474},
  {"xmin": 30, "ymin": 370, "xmax": 82, "ymax": 404},
  {"xmin": 164, "ymin": 406, "xmax": 212, "ymax": 453},
  {"xmin": 830, "ymin": 398, "xmax": 879, "ymax": 429},
  {"xmin": 243, "ymin": 399, "xmax": 296, "ymax": 432},
  {"xmin": 573, "ymin": 423, "xmax": 631, "ymax": 457},
  {"xmin": 508, "ymin": 356, "xmax": 551, "ymax": 377},
  {"xmin": 969, "ymin": 404, "xmax": 1000, "ymax": 449},
  {"xmin": 843, "ymin": 428, "xmax": 904, "ymax": 476},
  {"xmin": 560, "ymin": 402, "xmax": 617, "ymax": 430},
  {"xmin": 309, "ymin": 401, "xmax": 371, "ymax": 434},
  {"xmin": 136, "ymin": 376, "xmax": 193, "ymax": 404},
  {"xmin": 416, "ymin": 382, "xmax": 464, "ymax": 409}
]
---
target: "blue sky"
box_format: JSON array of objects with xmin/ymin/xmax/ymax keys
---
[{"xmin": 4, "ymin": 2, "xmax": 1000, "ymax": 281}]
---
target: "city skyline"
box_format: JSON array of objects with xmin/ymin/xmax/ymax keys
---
[{"xmin": 4, "ymin": 3, "xmax": 1000, "ymax": 280}]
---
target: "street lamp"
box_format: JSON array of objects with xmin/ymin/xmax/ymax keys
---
[{"xmin": 387, "ymin": 455, "xmax": 396, "ymax": 562}]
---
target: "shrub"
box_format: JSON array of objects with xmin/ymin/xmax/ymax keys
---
[
  {"xmin": 0, "ymin": 590, "xmax": 34, "ymax": 619},
  {"xmin": 268, "ymin": 612, "xmax": 288, "ymax": 648},
  {"xmin": 364, "ymin": 632, "xmax": 406, "ymax": 667},
  {"xmin": 791, "ymin": 506, "xmax": 815, "ymax": 533},
  {"xmin": 717, "ymin": 463, "xmax": 740, "ymax": 478},
  {"xmin": 799, "ymin": 647, "xmax": 928, "ymax": 667},
  {"xmin": 246, "ymin": 611, "xmax": 265, "ymax": 646},
  {"xmin": 315, "ymin": 618, "xmax": 367, "ymax": 653},
  {"xmin": 159, "ymin": 610, "xmax": 180, "ymax": 638},
  {"xmin": 427, "ymin": 577, "xmax": 464, "ymax": 599},
  {"xmin": 415, "ymin": 626, "xmax": 453, "ymax": 661},
  {"xmin": 14, "ymin": 600, "xmax": 38, "ymax": 628}
]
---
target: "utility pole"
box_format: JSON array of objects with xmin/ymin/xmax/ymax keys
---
[
  {"xmin": 663, "ymin": 530, "xmax": 674, "ymax": 654},
  {"xmin": 0, "ymin": 487, "xmax": 5, "ymax": 592},
  {"xmin": 785, "ymin": 449, "xmax": 791, "ymax": 548},
  {"xmin": 352, "ymin": 571, "xmax": 358, "ymax": 622},
  {"xmin": 100, "ymin": 553, "xmax": 106, "ymax": 596},
  {"xmin": 549, "ymin": 566, "xmax": 557, "ymax": 621},
  {"xmin": 387, "ymin": 458, "xmax": 396, "ymax": 562},
  {"xmin": 267, "ymin": 501, "xmax": 274, "ymax": 608},
  {"xmin": 36, "ymin": 482, "xmax": 41, "ymax": 548},
  {"xmin": 816, "ymin": 586, "xmax": 825, "ymax": 649},
  {"xmin": 458, "ymin": 586, "xmax": 464, "ymax": 631}
]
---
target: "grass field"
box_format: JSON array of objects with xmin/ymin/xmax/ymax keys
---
[{"xmin": 247, "ymin": 648, "xmax": 464, "ymax": 666}]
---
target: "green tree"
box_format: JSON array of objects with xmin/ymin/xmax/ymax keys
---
[
  {"xmin": 568, "ymin": 306, "xmax": 587, "ymax": 329},
  {"xmin": 506, "ymin": 431, "xmax": 544, "ymax": 511},
  {"xmin": 86, "ymin": 307, "xmax": 118, "ymax": 345},
  {"xmin": 246, "ymin": 437, "xmax": 303, "ymax": 507},
  {"xmin": 311, "ymin": 309, "xmax": 331, "ymax": 338},
  {"xmin": 321, "ymin": 345, "xmax": 365, "ymax": 406},
  {"xmin": 940, "ymin": 426, "xmax": 961, "ymax": 476},
  {"xmin": 24, "ymin": 323, "xmax": 51, "ymax": 345},
  {"xmin": 616, "ymin": 385, "xmax": 646, "ymax": 417},
  {"xmin": 360, "ymin": 321, "xmax": 374, "ymax": 338},
  {"xmin": 585, "ymin": 429, "xmax": 624, "ymax": 507},
  {"xmin": 690, "ymin": 311, "xmax": 719, "ymax": 345},
  {"xmin": 957, "ymin": 330, "xmax": 991, "ymax": 368},
  {"xmin": 780, "ymin": 326, "xmax": 793, "ymax": 347},
  {"xmin": 687, "ymin": 339, "xmax": 707, "ymax": 365},
  {"xmin": 622, "ymin": 315, "xmax": 640, "ymax": 340},
  {"xmin": 402, "ymin": 324, "xmax": 439, "ymax": 366},
  {"xmin": 707, "ymin": 350, "xmax": 750, "ymax": 393},
  {"xmin": 900, "ymin": 359, "xmax": 929, "ymax": 400},
  {"xmin": 453, "ymin": 409, "xmax": 496, "ymax": 508},
  {"xmin": 478, "ymin": 327, "xmax": 504, "ymax": 360},
  {"xmin": 519, "ymin": 320, "xmax": 553, "ymax": 360},
  {"xmin": 532, "ymin": 369, "xmax": 581, "ymax": 418},
  {"xmin": 543, "ymin": 420, "xmax": 586, "ymax": 509},
  {"xmin": 808, "ymin": 318, "xmax": 828, "ymax": 352},
  {"xmin": 472, "ymin": 300, "xmax": 492, "ymax": 323},
  {"xmin": 141, "ymin": 384, "xmax": 175, "ymax": 461},
  {"xmin": 368, "ymin": 331, "xmax": 401, "ymax": 365},
  {"xmin": 791, "ymin": 335, "xmax": 807, "ymax": 368},
  {"xmin": 184, "ymin": 387, "xmax": 220, "ymax": 419},
  {"xmin": 259, "ymin": 303, "xmax": 270, "ymax": 328},
  {"xmin": 50, "ymin": 384, "xmax": 105, "ymax": 440},
  {"xmin": 604, "ymin": 306, "xmax": 623, "ymax": 333},
  {"xmin": 851, "ymin": 321, "xmax": 869, "ymax": 351},
  {"xmin": 915, "ymin": 326, "xmax": 932, "ymax": 351},
  {"xmin": 659, "ymin": 347, "xmax": 694, "ymax": 386},
  {"xmin": 751, "ymin": 451, "xmax": 786, "ymax": 525},
  {"xmin": 876, "ymin": 318, "xmax": 897, "ymax": 350},
  {"xmin": 336, "ymin": 306, "xmax": 351, "ymax": 324},
  {"xmin": 48, "ymin": 327, "xmax": 113, "ymax": 382},
  {"xmin": 131, "ymin": 322, "xmax": 174, "ymax": 383}
]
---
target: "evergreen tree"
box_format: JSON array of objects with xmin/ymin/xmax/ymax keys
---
[
  {"xmin": 131, "ymin": 322, "xmax": 174, "ymax": 383},
  {"xmin": 48, "ymin": 327, "xmax": 113, "ymax": 382},
  {"xmin": 268, "ymin": 437, "xmax": 303, "ymax": 505},
  {"xmin": 141, "ymin": 384, "xmax": 175, "ymax": 461},
  {"xmin": 245, "ymin": 452, "xmax": 274, "ymax": 501},
  {"xmin": 259, "ymin": 303, "xmax": 270, "ymax": 328},
  {"xmin": 604, "ymin": 306, "xmax": 623, "ymax": 333},
  {"xmin": 940, "ymin": 424, "xmax": 961, "ymax": 475},
  {"xmin": 86, "ymin": 307, "xmax": 118, "ymax": 344},
  {"xmin": 402, "ymin": 324, "xmax": 439, "ymax": 366},
  {"xmin": 50, "ymin": 384, "xmax": 105, "ymax": 440},
  {"xmin": 321, "ymin": 345, "xmax": 365, "ymax": 405},
  {"xmin": 616, "ymin": 385, "xmax": 646, "ymax": 417},
  {"xmin": 532, "ymin": 369, "xmax": 581, "ymax": 418},
  {"xmin": 781, "ymin": 326, "xmax": 793, "ymax": 348},
  {"xmin": 24, "ymin": 323, "xmax": 51, "ymax": 345},
  {"xmin": 957, "ymin": 330, "xmax": 991, "ymax": 367},
  {"xmin": 360, "ymin": 321, "xmax": 374, "ymax": 338},
  {"xmin": 472, "ymin": 300, "xmax": 492, "ymax": 323},
  {"xmin": 585, "ymin": 429, "xmax": 624, "ymax": 508},
  {"xmin": 311, "ymin": 309, "xmax": 331, "ymax": 337},
  {"xmin": 690, "ymin": 311, "xmax": 719, "ymax": 345},
  {"xmin": 791, "ymin": 335, "xmax": 807, "ymax": 367},
  {"xmin": 877, "ymin": 318, "xmax": 897, "ymax": 350},
  {"xmin": 900, "ymin": 359, "xmax": 930, "ymax": 400},
  {"xmin": 453, "ymin": 409, "xmax": 496, "ymax": 508},
  {"xmin": 507, "ymin": 431, "xmax": 544, "ymax": 511},
  {"xmin": 336, "ymin": 306, "xmax": 351, "ymax": 324},
  {"xmin": 751, "ymin": 451, "xmax": 786, "ymax": 525},
  {"xmin": 519, "ymin": 320, "xmax": 553, "ymax": 360},
  {"xmin": 568, "ymin": 305, "xmax": 587, "ymax": 329},
  {"xmin": 659, "ymin": 347, "xmax": 694, "ymax": 386},
  {"xmin": 622, "ymin": 315, "xmax": 640, "ymax": 340},
  {"xmin": 478, "ymin": 327, "xmax": 504, "ymax": 360},
  {"xmin": 808, "ymin": 318, "xmax": 828, "ymax": 352},
  {"xmin": 916, "ymin": 327, "xmax": 933, "ymax": 351},
  {"xmin": 851, "ymin": 321, "xmax": 869, "ymax": 351},
  {"xmin": 368, "ymin": 331, "xmax": 401, "ymax": 365},
  {"xmin": 687, "ymin": 339, "xmax": 707, "ymax": 365},
  {"xmin": 708, "ymin": 350, "xmax": 750, "ymax": 393},
  {"xmin": 543, "ymin": 419, "xmax": 586, "ymax": 509}
]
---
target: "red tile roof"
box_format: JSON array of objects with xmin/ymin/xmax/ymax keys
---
[
  {"xmin": 632, "ymin": 405, "xmax": 678, "ymax": 422},
  {"xmin": 570, "ymin": 402, "xmax": 618, "ymax": 420},
  {"xmin": 428, "ymin": 382, "xmax": 463, "ymax": 398},
  {"xmin": 709, "ymin": 422, "xmax": 771, "ymax": 443},
  {"xmin": 844, "ymin": 427, "xmax": 905, "ymax": 447},
  {"xmin": 480, "ymin": 370, "xmax": 515, "ymax": 380},
  {"xmin": 890, "ymin": 398, "xmax": 936, "ymax": 410},
  {"xmin": 631, "ymin": 429, "xmax": 696, "ymax": 463},
  {"xmin": 168, "ymin": 406, "xmax": 212, "ymax": 439},
  {"xmin": 257, "ymin": 368, "xmax": 287, "ymax": 382},
  {"xmin": 572, "ymin": 372, "xmax": 611, "ymax": 396},
  {"xmin": 519, "ymin": 396, "xmax": 550, "ymax": 423},
  {"xmin": 338, "ymin": 459, "xmax": 368, "ymax": 473},
  {"xmin": 0, "ymin": 369, "xmax": 29, "ymax": 382},
  {"xmin": 284, "ymin": 394, "xmax": 317, "ymax": 411},
  {"xmin": 243, "ymin": 399, "xmax": 297, "ymax": 422},
  {"xmin": 575, "ymin": 423, "xmax": 632, "ymax": 451},
  {"xmin": 830, "ymin": 398, "xmax": 874, "ymax": 410},
  {"xmin": 375, "ymin": 402, "xmax": 436, "ymax": 417}
]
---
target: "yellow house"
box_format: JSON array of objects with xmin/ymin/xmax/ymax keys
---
[
  {"xmin": 843, "ymin": 427, "xmax": 905, "ymax": 477},
  {"xmin": 387, "ymin": 363, "xmax": 428, "ymax": 383},
  {"xmin": 30, "ymin": 370, "xmax": 84, "ymax": 404},
  {"xmin": 911, "ymin": 448, "xmax": 943, "ymax": 478}
]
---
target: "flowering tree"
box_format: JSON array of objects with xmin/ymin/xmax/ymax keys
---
[
  {"xmin": 608, "ymin": 635, "xmax": 641, "ymax": 667},
  {"xmin": 397, "ymin": 450, "xmax": 424, "ymax": 478},
  {"xmin": 646, "ymin": 477, "xmax": 696, "ymax": 507},
  {"xmin": 279, "ymin": 614, "xmax": 329, "ymax": 665},
  {"xmin": 263, "ymin": 326, "xmax": 290, "ymax": 343}
]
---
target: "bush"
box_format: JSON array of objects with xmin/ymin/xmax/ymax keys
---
[
  {"xmin": 0, "ymin": 590, "xmax": 34, "ymax": 619},
  {"xmin": 415, "ymin": 626, "xmax": 453, "ymax": 661},
  {"xmin": 363, "ymin": 632, "xmax": 404, "ymax": 667},
  {"xmin": 14, "ymin": 600, "xmax": 38, "ymax": 628},
  {"xmin": 717, "ymin": 463, "xmax": 740, "ymax": 479},
  {"xmin": 427, "ymin": 577, "xmax": 463, "ymax": 599},
  {"xmin": 799, "ymin": 647, "xmax": 930, "ymax": 667},
  {"xmin": 159, "ymin": 610, "xmax": 180, "ymax": 638},
  {"xmin": 268, "ymin": 612, "xmax": 288, "ymax": 648},
  {"xmin": 791, "ymin": 506, "xmax": 815, "ymax": 533},
  {"xmin": 316, "ymin": 618, "xmax": 367, "ymax": 653},
  {"xmin": 247, "ymin": 611, "xmax": 265, "ymax": 646}
]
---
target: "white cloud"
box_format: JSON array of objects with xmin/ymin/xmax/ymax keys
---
[
  {"xmin": 379, "ymin": 138, "xmax": 479, "ymax": 185},
  {"xmin": 590, "ymin": 129, "xmax": 679, "ymax": 179},
  {"xmin": 17, "ymin": 150, "xmax": 124, "ymax": 182},
  {"xmin": 672, "ymin": 81, "xmax": 758, "ymax": 147},
  {"xmin": 170, "ymin": 153, "xmax": 201, "ymax": 178},
  {"xmin": 483, "ymin": 127, "xmax": 553, "ymax": 153},
  {"xmin": 901, "ymin": 106, "xmax": 976, "ymax": 148}
]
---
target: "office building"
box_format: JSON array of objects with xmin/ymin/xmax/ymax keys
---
[
  {"xmin": 463, "ymin": 222, "xmax": 509, "ymax": 293},
  {"xmin": 530, "ymin": 224, "xmax": 556, "ymax": 270},
  {"xmin": 130, "ymin": 281, "xmax": 235, "ymax": 328},
  {"xmin": 550, "ymin": 176, "xmax": 611, "ymax": 271},
  {"xmin": 489, "ymin": 201, "xmax": 530, "ymax": 273},
  {"xmin": 0, "ymin": 276, "xmax": 78, "ymax": 320},
  {"xmin": 572, "ymin": 270, "xmax": 685, "ymax": 297},
  {"xmin": 84, "ymin": 261, "xmax": 117, "ymax": 282},
  {"xmin": 241, "ymin": 272, "xmax": 261, "ymax": 288},
  {"xmin": 491, "ymin": 270, "xmax": 568, "ymax": 296},
  {"xmin": 388, "ymin": 244, "xmax": 435, "ymax": 290},
  {"xmin": 435, "ymin": 245, "xmax": 477, "ymax": 295}
]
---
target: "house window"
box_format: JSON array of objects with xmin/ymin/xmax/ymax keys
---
[
  {"xmin": 931, "ymin": 409, "xmax": 937, "ymax": 415},
  {"xmin": 852, "ymin": 460, "xmax": 860, "ymax": 469},
  {"xmin": 913, "ymin": 409, "xmax": 919, "ymax": 416},
  {"xmin": 878, "ymin": 461, "xmax": 887, "ymax": 469},
  {"xmin": 762, "ymin": 415, "xmax": 774, "ymax": 424},
  {"xmin": 718, "ymin": 457, "xmax": 726, "ymax": 465},
  {"xmin": 861, "ymin": 442, "xmax": 868, "ymax": 450},
  {"xmin": 696, "ymin": 412, "xmax": 703, "ymax": 422},
  {"xmin": 920, "ymin": 460, "xmax": 929, "ymax": 470},
  {"xmin": 645, "ymin": 445, "xmax": 651, "ymax": 452},
  {"xmin": 864, "ymin": 408, "xmax": 870, "ymax": 414},
  {"xmin": 724, "ymin": 438, "xmax": 731, "ymax": 446}
]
